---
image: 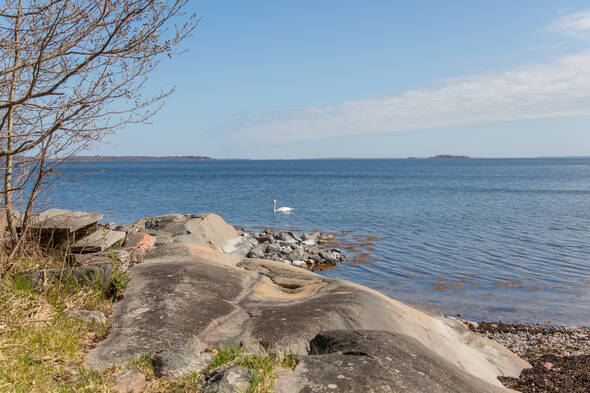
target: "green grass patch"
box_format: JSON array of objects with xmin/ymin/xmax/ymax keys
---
[
  {"xmin": 0, "ymin": 269, "xmax": 299, "ymax": 393},
  {"xmin": 280, "ymin": 349, "xmax": 298, "ymax": 369},
  {"xmin": 0, "ymin": 273, "xmax": 211, "ymax": 393},
  {"xmin": 204, "ymin": 344, "xmax": 299, "ymax": 393},
  {"xmin": 127, "ymin": 354, "xmax": 203, "ymax": 393},
  {"xmin": 0, "ymin": 274, "xmax": 114, "ymax": 393},
  {"xmin": 206, "ymin": 343, "xmax": 245, "ymax": 371},
  {"xmin": 247, "ymin": 369, "xmax": 264, "ymax": 393},
  {"xmin": 128, "ymin": 355, "xmax": 157, "ymax": 380}
]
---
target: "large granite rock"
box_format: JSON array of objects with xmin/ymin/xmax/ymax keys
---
[
  {"xmin": 273, "ymin": 330, "xmax": 511, "ymax": 393},
  {"xmin": 86, "ymin": 213, "xmax": 529, "ymax": 390},
  {"xmin": 86, "ymin": 253, "xmax": 243, "ymax": 376},
  {"xmin": 132, "ymin": 213, "xmax": 241, "ymax": 252}
]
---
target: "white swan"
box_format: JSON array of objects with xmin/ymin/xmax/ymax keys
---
[{"xmin": 273, "ymin": 199, "xmax": 293, "ymax": 213}]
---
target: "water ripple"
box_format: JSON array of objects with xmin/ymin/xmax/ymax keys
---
[{"xmin": 50, "ymin": 157, "xmax": 590, "ymax": 325}]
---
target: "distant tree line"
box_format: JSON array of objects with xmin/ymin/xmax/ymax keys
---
[{"xmin": 67, "ymin": 155, "xmax": 214, "ymax": 162}]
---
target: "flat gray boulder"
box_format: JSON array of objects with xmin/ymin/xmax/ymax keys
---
[
  {"xmin": 132, "ymin": 213, "xmax": 240, "ymax": 252},
  {"xmin": 200, "ymin": 365, "xmax": 252, "ymax": 393},
  {"xmin": 85, "ymin": 253, "xmax": 244, "ymax": 376},
  {"xmin": 273, "ymin": 330, "xmax": 511, "ymax": 393}
]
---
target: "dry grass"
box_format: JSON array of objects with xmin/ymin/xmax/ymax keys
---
[
  {"xmin": 0, "ymin": 227, "xmax": 80, "ymax": 278},
  {"xmin": 238, "ymin": 350, "xmax": 298, "ymax": 393},
  {"xmin": 0, "ymin": 245, "xmax": 59, "ymax": 277},
  {"xmin": 0, "ymin": 274, "xmax": 114, "ymax": 393},
  {"xmin": 0, "ymin": 249, "xmax": 298, "ymax": 393},
  {"xmin": 0, "ymin": 255, "xmax": 206, "ymax": 393}
]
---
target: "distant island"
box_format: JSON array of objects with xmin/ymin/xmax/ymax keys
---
[
  {"xmin": 67, "ymin": 155, "xmax": 215, "ymax": 162},
  {"xmin": 407, "ymin": 155, "xmax": 471, "ymax": 159},
  {"xmin": 429, "ymin": 154, "xmax": 471, "ymax": 159}
]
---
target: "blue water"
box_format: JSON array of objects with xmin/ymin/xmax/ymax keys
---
[{"xmin": 46, "ymin": 158, "xmax": 590, "ymax": 326}]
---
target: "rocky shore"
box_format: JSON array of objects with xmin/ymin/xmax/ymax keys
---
[
  {"xmin": 117, "ymin": 217, "xmax": 348, "ymax": 268},
  {"xmin": 30, "ymin": 211, "xmax": 564, "ymax": 392},
  {"xmin": 240, "ymin": 228, "xmax": 345, "ymax": 267},
  {"xmin": 22, "ymin": 212, "xmax": 529, "ymax": 392},
  {"xmin": 466, "ymin": 321, "xmax": 590, "ymax": 392}
]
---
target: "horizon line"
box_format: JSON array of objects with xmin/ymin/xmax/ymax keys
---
[{"xmin": 74, "ymin": 154, "xmax": 590, "ymax": 161}]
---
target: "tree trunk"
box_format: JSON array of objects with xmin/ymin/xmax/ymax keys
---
[{"xmin": 3, "ymin": 0, "xmax": 23, "ymax": 243}]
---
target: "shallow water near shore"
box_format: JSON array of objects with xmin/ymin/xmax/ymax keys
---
[{"xmin": 46, "ymin": 158, "xmax": 590, "ymax": 326}]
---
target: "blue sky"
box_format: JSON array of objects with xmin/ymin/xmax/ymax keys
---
[{"xmin": 96, "ymin": 1, "xmax": 590, "ymax": 158}]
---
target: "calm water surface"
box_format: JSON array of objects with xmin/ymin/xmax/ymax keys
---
[{"xmin": 47, "ymin": 158, "xmax": 590, "ymax": 326}]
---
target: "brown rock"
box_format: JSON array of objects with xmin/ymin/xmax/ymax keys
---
[
  {"xmin": 124, "ymin": 232, "xmax": 156, "ymax": 252},
  {"xmin": 110, "ymin": 369, "xmax": 146, "ymax": 393},
  {"xmin": 463, "ymin": 320, "xmax": 480, "ymax": 330}
]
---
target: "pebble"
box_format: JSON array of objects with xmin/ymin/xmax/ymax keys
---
[
  {"xmin": 466, "ymin": 321, "xmax": 590, "ymax": 359},
  {"xmin": 543, "ymin": 362, "xmax": 553, "ymax": 370}
]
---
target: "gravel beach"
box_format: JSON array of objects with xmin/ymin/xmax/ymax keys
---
[{"xmin": 466, "ymin": 321, "xmax": 590, "ymax": 392}]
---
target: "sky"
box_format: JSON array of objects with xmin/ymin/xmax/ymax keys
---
[{"xmin": 95, "ymin": 1, "xmax": 590, "ymax": 159}]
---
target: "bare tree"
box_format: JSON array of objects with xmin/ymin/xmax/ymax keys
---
[{"xmin": 0, "ymin": 0, "xmax": 198, "ymax": 245}]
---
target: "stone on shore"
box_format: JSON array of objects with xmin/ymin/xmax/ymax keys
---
[
  {"xmin": 110, "ymin": 369, "xmax": 146, "ymax": 393},
  {"xmin": 287, "ymin": 246, "xmax": 304, "ymax": 261},
  {"xmin": 123, "ymin": 232, "xmax": 156, "ymax": 252},
  {"xmin": 247, "ymin": 244, "xmax": 266, "ymax": 259},
  {"xmin": 239, "ymin": 229, "xmax": 346, "ymax": 267},
  {"xmin": 200, "ymin": 365, "xmax": 252, "ymax": 393}
]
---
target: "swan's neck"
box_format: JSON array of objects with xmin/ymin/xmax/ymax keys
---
[{"xmin": 273, "ymin": 201, "xmax": 276, "ymax": 212}]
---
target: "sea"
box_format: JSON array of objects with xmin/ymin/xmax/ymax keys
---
[{"xmin": 46, "ymin": 157, "xmax": 590, "ymax": 326}]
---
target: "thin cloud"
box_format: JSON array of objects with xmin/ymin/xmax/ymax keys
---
[
  {"xmin": 231, "ymin": 50, "xmax": 590, "ymax": 143},
  {"xmin": 462, "ymin": 41, "xmax": 569, "ymax": 65},
  {"xmin": 547, "ymin": 10, "xmax": 590, "ymax": 36}
]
